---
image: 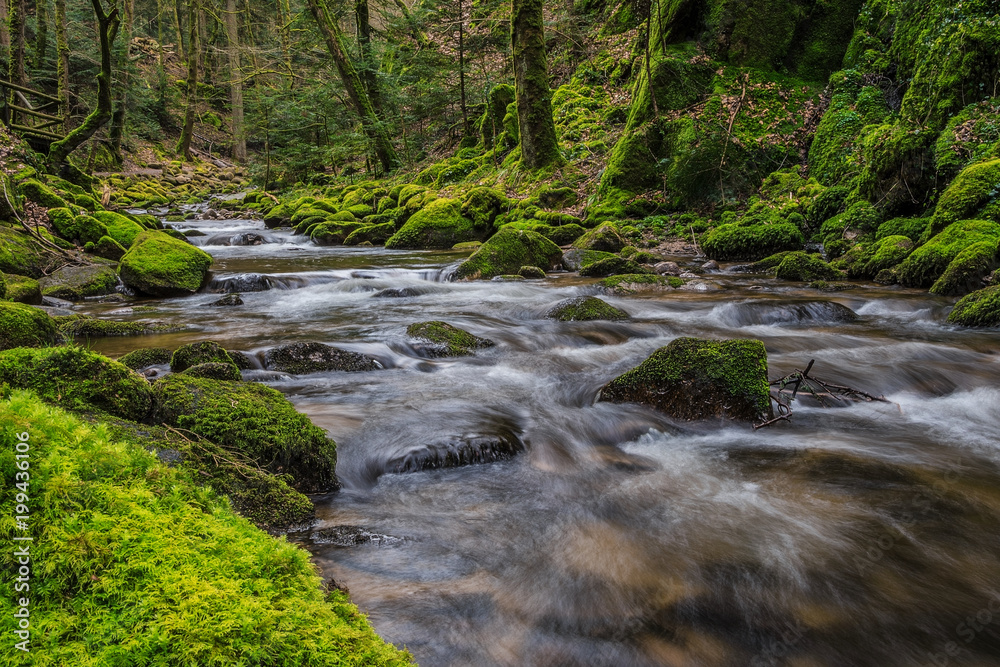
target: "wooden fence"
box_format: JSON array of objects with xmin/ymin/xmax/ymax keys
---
[{"xmin": 0, "ymin": 79, "xmax": 66, "ymax": 143}]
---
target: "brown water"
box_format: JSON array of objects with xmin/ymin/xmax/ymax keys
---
[{"xmin": 80, "ymin": 207, "xmax": 1000, "ymax": 666}]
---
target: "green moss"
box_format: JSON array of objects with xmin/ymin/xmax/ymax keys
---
[
  {"xmin": 930, "ymin": 240, "xmax": 1000, "ymax": 296},
  {"xmin": 19, "ymin": 178, "xmax": 70, "ymax": 208},
  {"xmin": 744, "ymin": 251, "xmax": 799, "ymax": 273},
  {"xmin": 58, "ymin": 316, "xmax": 166, "ymax": 338},
  {"xmin": 92, "ymin": 211, "xmax": 146, "ymax": 248},
  {"xmin": 45, "ymin": 209, "xmax": 107, "ymax": 245},
  {"xmin": 927, "ymin": 159, "xmax": 1000, "ymax": 238},
  {"xmin": 171, "ymin": 341, "xmax": 235, "ymax": 372},
  {"xmin": 262, "ymin": 343, "xmax": 379, "ymax": 374},
  {"xmin": 572, "ymin": 223, "xmax": 628, "ymax": 253},
  {"xmin": 600, "ymin": 337, "xmax": 772, "ymax": 423},
  {"xmin": 406, "ymin": 321, "xmax": 495, "ymax": 357},
  {"xmin": 598, "ymin": 273, "xmax": 678, "ymax": 295},
  {"xmin": 311, "ymin": 221, "xmax": 366, "ymax": 246},
  {"xmin": 579, "ymin": 256, "xmax": 651, "ymax": 277},
  {"xmin": 85, "ymin": 234, "xmax": 128, "ymax": 261},
  {"xmin": 386, "ymin": 198, "xmax": 484, "ymax": 250},
  {"xmin": 546, "ymin": 296, "xmax": 629, "ymax": 321},
  {"xmin": 343, "ymin": 222, "xmax": 396, "ymax": 246},
  {"xmin": 541, "ymin": 223, "xmax": 585, "ymax": 245},
  {"xmin": 876, "ymin": 217, "xmax": 927, "ymax": 242},
  {"xmin": 151, "ymin": 374, "xmax": 339, "ymax": 492},
  {"xmin": 947, "ymin": 285, "xmax": 1000, "ymax": 327},
  {"xmin": 703, "ymin": 223, "xmax": 805, "ymax": 261},
  {"xmin": 561, "ymin": 248, "xmax": 620, "ymax": 271},
  {"xmin": 454, "ymin": 229, "xmax": 563, "ymax": 280},
  {"xmin": 119, "ymin": 231, "xmax": 213, "ymax": 296},
  {"xmin": 0, "ymin": 302, "xmax": 57, "ymax": 350},
  {"xmin": 183, "ymin": 361, "xmax": 243, "ymax": 381},
  {"xmin": 0, "ymin": 346, "xmax": 151, "ymax": 420},
  {"xmin": 480, "ymin": 84, "xmax": 516, "ymax": 148},
  {"xmin": 518, "ymin": 265, "xmax": 546, "ymax": 279},
  {"xmin": 2, "ymin": 273, "xmax": 41, "ymax": 304},
  {"xmin": 935, "ymin": 99, "xmax": 1000, "ymax": 177},
  {"xmin": 396, "ymin": 184, "xmax": 427, "ymax": 207},
  {"xmin": 896, "ymin": 220, "xmax": 1000, "ymax": 288},
  {"xmin": 118, "ymin": 347, "xmax": 173, "ymax": 369},
  {"xmin": 865, "ymin": 235, "xmax": 915, "ymax": 277},
  {"xmin": 39, "ymin": 264, "xmax": 118, "ymax": 301},
  {"xmin": 452, "ymin": 241, "xmax": 482, "ymax": 251},
  {"xmin": 462, "ymin": 187, "xmax": 509, "ymax": 229},
  {"xmin": 0, "ymin": 392, "xmax": 411, "ymax": 663},
  {"xmin": 774, "ymin": 252, "xmax": 845, "ymax": 282}
]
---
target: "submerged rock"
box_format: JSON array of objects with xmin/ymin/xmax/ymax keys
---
[
  {"xmin": 600, "ymin": 337, "xmax": 772, "ymax": 423},
  {"xmin": 208, "ymin": 273, "xmax": 273, "ymax": 293},
  {"xmin": 386, "ymin": 433, "xmax": 524, "ymax": 473},
  {"xmin": 599, "ymin": 274, "xmax": 682, "ymax": 295},
  {"xmin": 373, "ymin": 287, "xmax": 424, "ymax": 298},
  {"xmin": 724, "ymin": 301, "xmax": 858, "ymax": 326},
  {"xmin": 406, "ymin": 321, "xmax": 495, "ymax": 357},
  {"xmin": 263, "ymin": 342, "xmax": 381, "ymax": 374},
  {"xmin": 210, "ymin": 293, "xmax": 245, "ymax": 306},
  {"xmin": 546, "ymin": 296, "xmax": 630, "ymax": 322},
  {"xmin": 309, "ymin": 526, "xmax": 403, "ymax": 547}
]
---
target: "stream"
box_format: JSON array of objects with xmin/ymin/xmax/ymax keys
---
[{"xmin": 78, "ymin": 205, "xmax": 1000, "ymax": 666}]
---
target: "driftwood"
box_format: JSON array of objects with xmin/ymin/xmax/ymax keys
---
[{"xmin": 754, "ymin": 359, "xmax": 897, "ymax": 430}]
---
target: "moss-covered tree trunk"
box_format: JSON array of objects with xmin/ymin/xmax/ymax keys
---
[
  {"xmin": 32, "ymin": 0, "xmax": 47, "ymax": 69},
  {"xmin": 511, "ymin": 0, "xmax": 561, "ymax": 169},
  {"xmin": 0, "ymin": 0, "xmax": 8, "ymax": 54},
  {"xmin": 177, "ymin": 0, "xmax": 199, "ymax": 160},
  {"xmin": 47, "ymin": 0, "xmax": 119, "ymax": 167},
  {"xmin": 54, "ymin": 0, "xmax": 69, "ymax": 133},
  {"xmin": 224, "ymin": 0, "xmax": 245, "ymax": 161},
  {"xmin": 7, "ymin": 0, "xmax": 26, "ymax": 87},
  {"xmin": 108, "ymin": 0, "xmax": 134, "ymax": 163},
  {"xmin": 305, "ymin": 0, "xmax": 400, "ymax": 173}
]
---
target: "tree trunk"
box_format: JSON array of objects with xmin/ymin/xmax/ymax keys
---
[
  {"xmin": 172, "ymin": 0, "xmax": 185, "ymax": 57},
  {"xmin": 54, "ymin": 0, "xmax": 68, "ymax": 132},
  {"xmin": 8, "ymin": 0, "xmax": 26, "ymax": 87},
  {"xmin": 277, "ymin": 0, "xmax": 293, "ymax": 85},
  {"xmin": 32, "ymin": 0, "xmax": 46, "ymax": 69},
  {"xmin": 0, "ymin": 0, "xmax": 8, "ymax": 54},
  {"xmin": 305, "ymin": 0, "xmax": 399, "ymax": 172},
  {"xmin": 354, "ymin": 0, "xmax": 379, "ymax": 108},
  {"xmin": 108, "ymin": 0, "xmax": 133, "ymax": 161},
  {"xmin": 511, "ymin": 0, "xmax": 561, "ymax": 169},
  {"xmin": 177, "ymin": 0, "xmax": 198, "ymax": 160},
  {"xmin": 458, "ymin": 0, "xmax": 472, "ymax": 144},
  {"xmin": 224, "ymin": 0, "xmax": 245, "ymax": 161},
  {"xmin": 47, "ymin": 0, "xmax": 119, "ymax": 166},
  {"xmin": 391, "ymin": 0, "xmax": 430, "ymax": 50}
]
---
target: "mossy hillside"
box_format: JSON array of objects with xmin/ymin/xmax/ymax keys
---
[
  {"xmin": 118, "ymin": 346, "xmax": 173, "ymax": 369},
  {"xmin": 702, "ymin": 222, "xmax": 805, "ymax": 261},
  {"xmin": 385, "ymin": 198, "xmax": 485, "ymax": 250},
  {"xmin": 454, "ymin": 229, "xmax": 563, "ymax": 280},
  {"xmin": 0, "ymin": 392, "xmax": 412, "ymax": 665},
  {"xmin": 119, "ymin": 231, "xmax": 213, "ymax": 296},
  {"xmin": 2, "ymin": 273, "xmax": 41, "ymax": 304},
  {"xmin": 935, "ymin": 99, "xmax": 1000, "ymax": 178},
  {"xmin": 896, "ymin": 220, "xmax": 1000, "ymax": 288},
  {"xmin": 546, "ymin": 296, "xmax": 630, "ymax": 321},
  {"xmin": 151, "ymin": 374, "xmax": 339, "ymax": 493},
  {"xmin": 0, "ymin": 302, "xmax": 58, "ymax": 350},
  {"xmin": 947, "ymin": 284, "xmax": 1000, "ymax": 327},
  {"xmin": 600, "ymin": 337, "xmax": 772, "ymax": 423},
  {"xmin": 171, "ymin": 341, "xmax": 236, "ymax": 372},
  {"xmin": 406, "ymin": 321, "xmax": 496, "ymax": 357},
  {"xmin": 929, "ymin": 240, "xmax": 1000, "ymax": 296},
  {"xmin": 0, "ymin": 346, "xmax": 152, "ymax": 420},
  {"xmin": 38, "ymin": 264, "xmax": 119, "ymax": 300}
]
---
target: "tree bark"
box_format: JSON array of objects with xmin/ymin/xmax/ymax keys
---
[
  {"xmin": 177, "ymin": 0, "xmax": 199, "ymax": 160},
  {"xmin": 32, "ymin": 0, "xmax": 46, "ymax": 69},
  {"xmin": 224, "ymin": 0, "xmax": 245, "ymax": 161},
  {"xmin": 47, "ymin": 0, "xmax": 120, "ymax": 166},
  {"xmin": 108, "ymin": 0, "xmax": 133, "ymax": 161},
  {"xmin": 511, "ymin": 0, "xmax": 561, "ymax": 169},
  {"xmin": 354, "ymin": 0, "xmax": 378, "ymax": 106},
  {"xmin": 305, "ymin": 0, "xmax": 399, "ymax": 172},
  {"xmin": 8, "ymin": 0, "xmax": 26, "ymax": 87},
  {"xmin": 54, "ymin": 0, "xmax": 69, "ymax": 132},
  {"xmin": 458, "ymin": 0, "xmax": 472, "ymax": 144},
  {"xmin": 0, "ymin": 0, "xmax": 8, "ymax": 54}
]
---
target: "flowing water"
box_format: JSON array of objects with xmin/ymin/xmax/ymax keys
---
[{"xmin": 80, "ymin": 206, "xmax": 1000, "ymax": 666}]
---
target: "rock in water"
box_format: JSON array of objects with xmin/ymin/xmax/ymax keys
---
[
  {"xmin": 406, "ymin": 321, "xmax": 495, "ymax": 357},
  {"xmin": 171, "ymin": 341, "xmax": 237, "ymax": 372},
  {"xmin": 600, "ymin": 337, "xmax": 772, "ymax": 423},
  {"xmin": 210, "ymin": 293, "xmax": 245, "ymax": 306},
  {"xmin": 118, "ymin": 231, "xmax": 213, "ymax": 296},
  {"xmin": 454, "ymin": 229, "xmax": 563, "ymax": 280},
  {"xmin": 546, "ymin": 296, "xmax": 630, "ymax": 321},
  {"xmin": 263, "ymin": 342, "xmax": 381, "ymax": 374}
]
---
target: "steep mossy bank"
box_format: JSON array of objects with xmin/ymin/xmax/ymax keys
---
[{"xmin": 0, "ymin": 390, "xmax": 411, "ymax": 665}]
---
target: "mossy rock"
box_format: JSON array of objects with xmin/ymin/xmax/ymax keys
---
[
  {"xmin": 600, "ymin": 337, "xmax": 772, "ymax": 423},
  {"xmin": 93, "ymin": 211, "xmax": 146, "ymax": 248},
  {"xmin": 546, "ymin": 296, "xmax": 629, "ymax": 322},
  {"xmin": 454, "ymin": 229, "xmax": 563, "ymax": 280},
  {"xmin": 346, "ymin": 204, "xmax": 374, "ymax": 218},
  {"xmin": 385, "ymin": 198, "xmax": 484, "ymax": 250},
  {"xmin": 864, "ymin": 235, "xmax": 915, "ymax": 277},
  {"xmin": 85, "ymin": 235, "xmax": 128, "ymax": 261},
  {"xmin": 118, "ymin": 347, "xmax": 173, "ymax": 370},
  {"xmin": 262, "ymin": 342, "xmax": 380, "ymax": 374},
  {"xmin": 774, "ymin": 252, "xmax": 845, "ymax": 282},
  {"xmin": 46, "ymin": 208, "xmax": 108, "ymax": 245},
  {"xmin": 461, "ymin": 187, "xmax": 509, "ymax": 228},
  {"xmin": 518, "ymin": 266, "xmax": 546, "ymax": 279},
  {"xmin": 0, "ymin": 346, "xmax": 151, "ymax": 420},
  {"xmin": 343, "ymin": 222, "xmax": 395, "ymax": 246},
  {"xmin": 19, "ymin": 178, "xmax": 69, "ymax": 209},
  {"xmin": 0, "ymin": 225, "xmax": 63, "ymax": 278},
  {"xmin": 3, "ymin": 273, "xmax": 41, "ymax": 304},
  {"xmin": 58, "ymin": 316, "xmax": 163, "ymax": 338},
  {"xmin": 396, "ymin": 184, "xmax": 427, "ymax": 207},
  {"xmin": 927, "ymin": 159, "xmax": 1000, "ymax": 238},
  {"xmin": 119, "ymin": 231, "xmax": 213, "ymax": 296},
  {"xmin": 876, "ymin": 218, "xmax": 927, "ymax": 243},
  {"xmin": 406, "ymin": 321, "xmax": 495, "ymax": 357},
  {"xmin": 150, "ymin": 374, "xmax": 339, "ymax": 492},
  {"xmin": 896, "ymin": 220, "xmax": 1000, "ymax": 288},
  {"xmin": 452, "ymin": 241, "xmax": 482, "ymax": 251},
  {"xmin": 561, "ymin": 248, "xmax": 619, "ymax": 271},
  {"xmin": 171, "ymin": 341, "xmax": 234, "ymax": 372},
  {"xmin": 579, "ymin": 256, "xmax": 651, "ymax": 278},
  {"xmin": 599, "ymin": 274, "xmax": 682, "ymax": 295},
  {"xmin": 311, "ymin": 221, "xmax": 365, "ymax": 246},
  {"xmin": 703, "ymin": 223, "xmax": 805, "ymax": 261},
  {"xmin": 929, "ymin": 241, "xmax": 1000, "ymax": 296},
  {"xmin": 183, "ymin": 361, "xmax": 242, "ymax": 381},
  {"xmin": 572, "ymin": 223, "xmax": 628, "ymax": 253},
  {"xmin": 263, "ymin": 202, "xmax": 293, "ymax": 228},
  {"xmin": 947, "ymin": 285, "xmax": 1000, "ymax": 328},
  {"xmin": 0, "ymin": 302, "xmax": 58, "ymax": 350},
  {"xmin": 39, "ymin": 264, "xmax": 118, "ymax": 301},
  {"xmin": 540, "ymin": 223, "xmax": 586, "ymax": 245}
]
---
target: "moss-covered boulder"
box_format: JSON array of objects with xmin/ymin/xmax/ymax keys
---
[
  {"xmin": 518, "ymin": 266, "xmax": 546, "ymax": 279},
  {"xmin": 45, "ymin": 208, "xmax": 108, "ymax": 245},
  {"xmin": 703, "ymin": 223, "xmax": 805, "ymax": 261},
  {"xmin": 93, "ymin": 211, "xmax": 146, "ymax": 248},
  {"xmin": 896, "ymin": 220, "xmax": 1000, "ymax": 288},
  {"xmin": 600, "ymin": 337, "xmax": 772, "ymax": 423},
  {"xmin": 774, "ymin": 252, "xmax": 844, "ymax": 282},
  {"xmin": 39, "ymin": 264, "xmax": 118, "ymax": 300},
  {"xmin": 84, "ymin": 235, "xmax": 127, "ymax": 261},
  {"xmin": 406, "ymin": 321, "xmax": 495, "ymax": 357},
  {"xmin": 579, "ymin": 256, "xmax": 651, "ymax": 278},
  {"xmin": 151, "ymin": 374, "xmax": 339, "ymax": 492},
  {"xmin": 572, "ymin": 223, "xmax": 628, "ymax": 253},
  {"xmin": 183, "ymin": 361, "xmax": 243, "ymax": 381},
  {"xmin": 561, "ymin": 248, "xmax": 619, "ymax": 271},
  {"xmin": 930, "ymin": 240, "xmax": 1000, "ymax": 296},
  {"xmin": 546, "ymin": 296, "xmax": 630, "ymax": 322},
  {"xmin": 171, "ymin": 341, "xmax": 235, "ymax": 372},
  {"xmin": 0, "ymin": 225, "xmax": 61, "ymax": 278},
  {"xmin": 310, "ymin": 221, "xmax": 365, "ymax": 245},
  {"xmin": 2, "ymin": 273, "xmax": 41, "ymax": 304},
  {"xmin": 461, "ymin": 187, "xmax": 509, "ymax": 229},
  {"xmin": 119, "ymin": 231, "xmax": 213, "ymax": 296},
  {"xmin": 947, "ymin": 285, "xmax": 1000, "ymax": 327},
  {"xmin": 0, "ymin": 346, "xmax": 152, "ymax": 420},
  {"xmin": 118, "ymin": 347, "xmax": 173, "ymax": 369},
  {"xmin": 454, "ymin": 229, "xmax": 563, "ymax": 280},
  {"xmin": 19, "ymin": 178, "xmax": 69, "ymax": 208},
  {"xmin": 0, "ymin": 302, "xmax": 58, "ymax": 349},
  {"xmin": 599, "ymin": 274, "xmax": 683, "ymax": 295},
  {"xmin": 540, "ymin": 223, "xmax": 586, "ymax": 246},
  {"xmin": 385, "ymin": 198, "xmax": 485, "ymax": 249},
  {"xmin": 927, "ymin": 159, "xmax": 1000, "ymax": 237},
  {"xmin": 343, "ymin": 222, "xmax": 396, "ymax": 246},
  {"xmin": 262, "ymin": 342, "xmax": 380, "ymax": 374}
]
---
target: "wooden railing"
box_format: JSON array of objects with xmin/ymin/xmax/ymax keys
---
[{"xmin": 0, "ymin": 79, "xmax": 66, "ymax": 143}]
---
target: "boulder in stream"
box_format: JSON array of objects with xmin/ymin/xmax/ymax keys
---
[
  {"xmin": 572, "ymin": 223, "xmax": 628, "ymax": 253},
  {"xmin": 183, "ymin": 361, "xmax": 242, "ymax": 381},
  {"xmin": 170, "ymin": 341, "xmax": 237, "ymax": 372},
  {"xmin": 386, "ymin": 433, "xmax": 524, "ymax": 473},
  {"xmin": 263, "ymin": 342, "xmax": 381, "ymax": 374},
  {"xmin": 117, "ymin": 347, "xmax": 173, "ymax": 370},
  {"xmin": 947, "ymin": 284, "xmax": 1000, "ymax": 327},
  {"xmin": 118, "ymin": 231, "xmax": 213, "ymax": 297},
  {"xmin": 2, "ymin": 273, "xmax": 42, "ymax": 304},
  {"xmin": 600, "ymin": 337, "xmax": 772, "ymax": 423},
  {"xmin": 39, "ymin": 264, "xmax": 119, "ymax": 301},
  {"xmin": 406, "ymin": 321, "xmax": 495, "ymax": 357},
  {"xmin": 454, "ymin": 229, "xmax": 563, "ymax": 280},
  {"xmin": 546, "ymin": 296, "xmax": 630, "ymax": 322},
  {"xmin": 210, "ymin": 293, "xmax": 245, "ymax": 306}
]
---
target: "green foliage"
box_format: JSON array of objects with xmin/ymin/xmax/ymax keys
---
[
  {"xmin": 0, "ymin": 392, "xmax": 412, "ymax": 664},
  {"xmin": 454, "ymin": 229, "xmax": 563, "ymax": 280},
  {"xmin": 947, "ymin": 285, "xmax": 1000, "ymax": 327},
  {"xmin": 406, "ymin": 321, "xmax": 495, "ymax": 356},
  {"xmin": 119, "ymin": 231, "xmax": 213, "ymax": 296},
  {"xmin": 545, "ymin": 295, "xmax": 629, "ymax": 321}
]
